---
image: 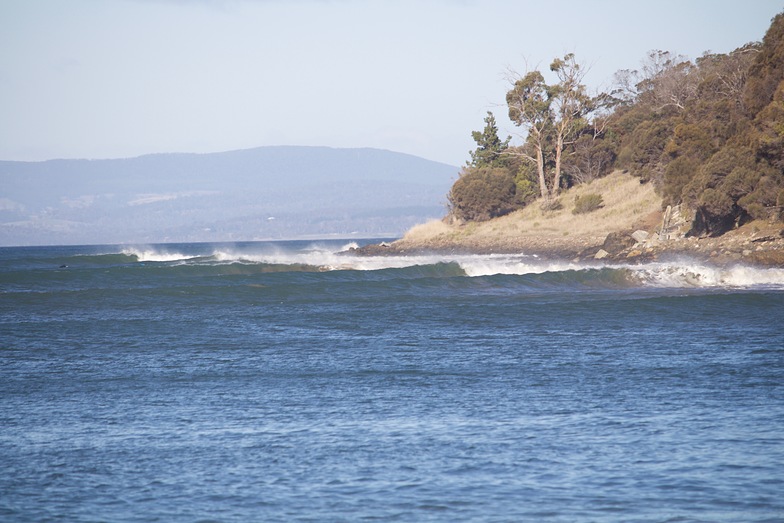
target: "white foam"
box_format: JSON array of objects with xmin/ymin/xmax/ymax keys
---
[
  {"xmin": 207, "ymin": 248, "xmax": 551, "ymax": 275},
  {"xmin": 338, "ymin": 241, "xmax": 360, "ymax": 253},
  {"xmin": 122, "ymin": 247, "xmax": 196, "ymax": 263},
  {"xmin": 210, "ymin": 246, "xmax": 450, "ymax": 272},
  {"xmin": 626, "ymin": 261, "xmax": 784, "ymax": 289},
  {"xmin": 453, "ymin": 254, "xmax": 784, "ymax": 289},
  {"xmin": 123, "ymin": 242, "xmax": 784, "ymax": 289},
  {"xmin": 456, "ymin": 255, "xmax": 580, "ymax": 277}
]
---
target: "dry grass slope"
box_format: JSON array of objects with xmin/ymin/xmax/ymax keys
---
[{"xmin": 397, "ymin": 171, "xmax": 662, "ymax": 253}]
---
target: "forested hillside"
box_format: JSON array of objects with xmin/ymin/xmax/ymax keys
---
[
  {"xmin": 449, "ymin": 11, "xmax": 784, "ymax": 237},
  {"xmin": 0, "ymin": 147, "xmax": 456, "ymax": 245}
]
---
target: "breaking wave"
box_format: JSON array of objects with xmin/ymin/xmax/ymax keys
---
[
  {"xmin": 14, "ymin": 242, "xmax": 784, "ymax": 291},
  {"xmin": 627, "ymin": 261, "xmax": 784, "ymax": 288},
  {"xmin": 121, "ymin": 247, "xmax": 201, "ymax": 263}
]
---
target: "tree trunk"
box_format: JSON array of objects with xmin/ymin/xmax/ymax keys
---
[
  {"xmin": 536, "ymin": 145, "xmax": 548, "ymax": 198},
  {"xmin": 552, "ymin": 134, "xmax": 564, "ymax": 196}
]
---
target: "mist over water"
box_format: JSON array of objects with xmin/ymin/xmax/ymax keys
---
[{"xmin": 2, "ymin": 240, "xmax": 783, "ymax": 522}]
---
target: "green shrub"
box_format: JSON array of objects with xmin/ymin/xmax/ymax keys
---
[
  {"xmin": 738, "ymin": 175, "xmax": 781, "ymax": 220},
  {"xmin": 698, "ymin": 188, "xmax": 734, "ymax": 216},
  {"xmin": 663, "ymin": 156, "xmax": 698, "ymax": 207},
  {"xmin": 693, "ymin": 188, "xmax": 737, "ymax": 235},
  {"xmin": 514, "ymin": 174, "xmax": 538, "ymax": 205},
  {"xmin": 540, "ymin": 198, "xmax": 563, "ymax": 212},
  {"xmin": 447, "ymin": 166, "xmax": 518, "ymax": 221},
  {"xmin": 624, "ymin": 118, "xmax": 675, "ymax": 185},
  {"xmin": 572, "ymin": 193, "xmax": 604, "ymax": 214}
]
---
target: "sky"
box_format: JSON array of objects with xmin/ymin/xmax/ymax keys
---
[{"xmin": 1, "ymin": 0, "xmax": 782, "ymax": 166}]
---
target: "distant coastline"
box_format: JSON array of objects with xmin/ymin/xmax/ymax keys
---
[{"xmin": 0, "ymin": 146, "xmax": 456, "ymax": 246}]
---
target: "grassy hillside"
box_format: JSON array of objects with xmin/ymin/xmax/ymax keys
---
[
  {"xmin": 376, "ymin": 170, "xmax": 784, "ymax": 265},
  {"xmin": 395, "ymin": 171, "xmax": 661, "ymax": 254},
  {"xmin": 445, "ymin": 12, "xmax": 784, "ymax": 241}
]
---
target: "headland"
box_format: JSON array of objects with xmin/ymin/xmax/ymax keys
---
[{"xmin": 353, "ymin": 171, "xmax": 784, "ymax": 267}]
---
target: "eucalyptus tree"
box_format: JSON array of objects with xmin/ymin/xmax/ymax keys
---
[
  {"xmin": 549, "ymin": 53, "xmax": 592, "ymax": 194},
  {"xmin": 506, "ymin": 70, "xmax": 551, "ymax": 198},
  {"xmin": 506, "ymin": 53, "xmax": 593, "ymax": 200}
]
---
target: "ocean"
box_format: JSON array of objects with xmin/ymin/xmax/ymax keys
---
[{"xmin": 2, "ymin": 239, "xmax": 783, "ymax": 522}]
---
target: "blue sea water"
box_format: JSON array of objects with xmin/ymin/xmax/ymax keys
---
[{"xmin": 1, "ymin": 240, "xmax": 784, "ymax": 522}]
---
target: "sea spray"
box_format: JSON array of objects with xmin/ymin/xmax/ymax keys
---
[
  {"xmin": 457, "ymin": 255, "xmax": 579, "ymax": 278},
  {"xmin": 121, "ymin": 246, "xmax": 198, "ymax": 263},
  {"xmin": 55, "ymin": 242, "xmax": 784, "ymax": 290},
  {"xmin": 625, "ymin": 261, "xmax": 784, "ymax": 289}
]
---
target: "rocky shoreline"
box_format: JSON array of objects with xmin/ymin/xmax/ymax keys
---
[
  {"xmin": 348, "ymin": 171, "xmax": 784, "ymax": 268},
  {"xmin": 352, "ymin": 220, "xmax": 784, "ymax": 268},
  {"xmin": 604, "ymin": 227, "xmax": 784, "ymax": 267}
]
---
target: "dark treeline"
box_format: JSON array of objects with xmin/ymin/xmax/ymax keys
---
[{"xmin": 449, "ymin": 11, "xmax": 784, "ymax": 237}]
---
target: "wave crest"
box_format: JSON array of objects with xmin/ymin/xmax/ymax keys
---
[
  {"xmin": 121, "ymin": 247, "xmax": 198, "ymax": 263},
  {"xmin": 63, "ymin": 243, "xmax": 784, "ymax": 290},
  {"xmin": 630, "ymin": 262, "xmax": 784, "ymax": 289}
]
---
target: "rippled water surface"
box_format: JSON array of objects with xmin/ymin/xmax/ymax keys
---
[{"xmin": 2, "ymin": 241, "xmax": 783, "ymax": 522}]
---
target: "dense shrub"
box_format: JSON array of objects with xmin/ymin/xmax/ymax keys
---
[
  {"xmin": 607, "ymin": 13, "xmax": 784, "ymax": 234},
  {"xmin": 681, "ymin": 146, "xmax": 754, "ymax": 235},
  {"xmin": 694, "ymin": 188, "xmax": 737, "ymax": 235},
  {"xmin": 619, "ymin": 118, "xmax": 676, "ymax": 187},
  {"xmin": 562, "ymin": 133, "xmax": 616, "ymax": 185},
  {"xmin": 744, "ymin": 12, "xmax": 784, "ymax": 115},
  {"xmin": 572, "ymin": 193, "xmax": 604, "ymax": 214},
  {"xmin": 514, "ymin": 163, "xmax": 540, "ymax": 205},
  {"xmin": 754, "ymin": 82, "xmax": 784, "ymax": 170},
  {"xmin": 738, "ymin": 174, "xmax": 782, "ymax": 220},
  {"xmin": 448, "ymin": 167, "xmax": 518, "ymax": 221},
  {"xmin": 444, "ymin": 12, "xmax": 784, "ymax": 231},
  {"xmin": 663, "ymin": 156, "xmax": 698, "ymax": 208}
]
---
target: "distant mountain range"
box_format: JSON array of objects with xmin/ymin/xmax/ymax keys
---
[{"xmin": 0, "ymin": 146, "xmax": 458, "ymax": 246}]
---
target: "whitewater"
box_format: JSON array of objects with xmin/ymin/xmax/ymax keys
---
[
  {"xmin": 112, "ymin": 241, "xmax": 784, "ymax": 289},
  {"xmin": 2, "ymin": 239, "xmax": 783, "ymax": 522}
]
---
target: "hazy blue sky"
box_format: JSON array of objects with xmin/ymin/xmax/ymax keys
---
[{"xmin": 1, "ymin": 0, "xmax": 782, "ymax": 165}]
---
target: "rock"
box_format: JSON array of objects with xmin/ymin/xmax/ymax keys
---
[
  {"xmin": 751, "ymin": 236, "xmax": 776, "ymax": 243},
  {"xmin": 602, "ymin": 231, "xmax": 635, "ymax": 254},
  {"xmin": 749, "ymin": 249, "xmax": 784, "ymax": 266},
  {"xmin": 352, "ymin": 243, "xmax": 397, "ymax": 256},
  {"xmin": 631, "ymin": 230, "xmax": 649, "ymax": 243},
  {"xmin": 626, "ymin": 249, "xmax": 642, "ymax": 258},
  {"xmin": 743, "ymin": 249, "xmax": 752, "ymax": 256},
  {"xmin": 645, "ymin": 238, "xmax": 662, "ymax": 248},
  {"xmin": 594, "ymin": 249, "xmax": 609, "ymax": 260}
]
